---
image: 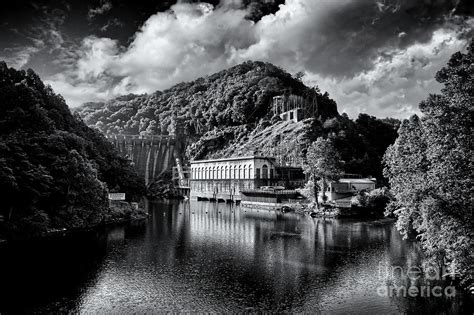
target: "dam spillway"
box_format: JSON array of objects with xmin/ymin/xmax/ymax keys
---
[{"xmin": 105, "ymin": 134, "xmax": 179, "ymax": 186}]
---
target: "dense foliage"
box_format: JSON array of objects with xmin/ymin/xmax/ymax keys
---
[
  {"xmin": 322, "ymin": 113, "xmax": 400, "ymax": 183},
  {"xmin": 351, "ymin": 187, "xmax": 394, "ymax": 215},
  {"xmin": 383, "ymin": 43, "xmax": 473, "ymax": 282},
  {"xmin": 0, "ymin": 62, "xmax": 146, "ymax": 239}
]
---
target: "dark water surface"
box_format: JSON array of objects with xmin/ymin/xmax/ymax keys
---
[{"xmin": 0, "ymin": 201, "xmax": 470, "ymax": 313}]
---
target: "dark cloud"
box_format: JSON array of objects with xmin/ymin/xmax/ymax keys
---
[
  {"xmin": 297, "ymin": 0, "xmax": 473, "ymax": 77},
  {"xmin": 88, "ymin": 0, "xmax": 113, "ymax": 20},
  {"xmin": 100, "ymin": 18, "xmax": 123, "ymax": 32}
]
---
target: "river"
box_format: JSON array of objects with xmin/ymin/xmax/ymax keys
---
[{"xmin": 0, "ymin": 201, "xmax": 470, "ymax": 313}]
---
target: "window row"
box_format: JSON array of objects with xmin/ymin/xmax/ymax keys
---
[{"xmin": 191, "ymin": 164, "xmax": 271, "ymax": 180}]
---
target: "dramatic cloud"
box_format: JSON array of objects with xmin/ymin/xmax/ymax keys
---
[
  {"xmin": 43, "ymin": 0, "xmax": 473, "ymax": 118},
  {"xmin": 0, "ymin": 4, "xmax": 76, "ymax": 75},
  {"xmin": 306, "ymin": 26, "xmax": 470, "ymax": 118}
]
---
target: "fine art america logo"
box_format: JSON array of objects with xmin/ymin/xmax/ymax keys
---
[{"xmin": 376, "ymin": 262, "xmax": 459, "ymax": 298}]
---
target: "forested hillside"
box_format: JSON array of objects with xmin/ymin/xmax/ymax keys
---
[
  {"xmin": 0, "ymin": 62, "xmax": 146, "ymax": 240},
  {"xmin": 75, "ymin": 61, "xmax": 339, "ymax": 136}
]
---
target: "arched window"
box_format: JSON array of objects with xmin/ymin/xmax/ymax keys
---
[
  {"xmin": 238, "ymin": 165, "xmax": 242, "ymax": 179},
  {"xmin": 233, "ymin": 165, "xmax": 237, "ymax": 179},
  {"xmin": 220, "ymin": 166, "xmax": 224, "ymax": 179},
  {"xmin": 243, "ymin": 165, "xmax": 247, "ymax": 179},
  {"xmin": 224, "ymin": 166, "xmax": 228, "ymax": 179},
  {"xmin": 249, "ymin": 166, "xmax": 253, "ymax": 179},
  {"xmin": 212, "ymin": 167, "xmax": 216, "ymax": 179},
  {"xmin": 262, "ymin": 164, "xmax": 268, "ymax": 179}
]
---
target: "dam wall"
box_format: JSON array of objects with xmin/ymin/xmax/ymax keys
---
[{"xmin": 106, "ymin": 134, "xmax": 183, "ymax": 186}]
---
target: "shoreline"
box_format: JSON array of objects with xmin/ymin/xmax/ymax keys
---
[
  {"xmin": 240, "ymin": 200, "xmax": 389, "ymax": 219},
  {"xmin": 0, "ymin": 202, "xmax": 149, "ymax": 248},
  {"xmin": 0, "ymin": 215, "xmax": 149, "ymax": 248}
]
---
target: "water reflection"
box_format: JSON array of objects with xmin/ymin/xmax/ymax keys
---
[{"xmin": 0, "ymin": 201, "xmax": 469, "ymax": 313}]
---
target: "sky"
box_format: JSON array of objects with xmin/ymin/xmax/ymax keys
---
[{"xmin": 1, "ymin": 0, "xmax": 472, "ymax": 118}]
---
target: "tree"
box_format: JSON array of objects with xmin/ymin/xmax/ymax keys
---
[
  {"xmin": 303, "ymin": 137, "xmax": 343, "ymax": 208},
  {"xmin": 294, "ymin": 71, "xmax": 305, "ymax": 81},
  {"xmin": 383, "ymin": 115, "xmax": 428, "ymax": 236},
  {"xmin": 384, "ymin": 42, "xmax": 473, "ymax": 282}
]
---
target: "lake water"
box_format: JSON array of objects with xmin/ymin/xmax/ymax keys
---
[{"xmin": 0, "ymin": 201, "xmax": 470, "ymax": 313}]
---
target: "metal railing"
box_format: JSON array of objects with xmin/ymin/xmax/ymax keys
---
[{"xmin": 240, "ymin": 189, "xmax": 299, "ymax": 195}]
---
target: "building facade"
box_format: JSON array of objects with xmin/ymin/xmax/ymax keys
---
[{"xmin": 190, "ymin": 156, "xmax": 278, "ymax": 201}]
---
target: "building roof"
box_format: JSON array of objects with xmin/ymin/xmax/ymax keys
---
[
  {"xmin": 338, "ymin": 178, "xmax": 376, "ymax": 184},
  {"xmin": 190, "ymin": 155, "xmax": 276, "ymax": 164}
]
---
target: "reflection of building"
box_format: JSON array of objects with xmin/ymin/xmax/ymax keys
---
[{"xmin": 190, "ymin": 156, "xmax": 306, "ymax": 202}]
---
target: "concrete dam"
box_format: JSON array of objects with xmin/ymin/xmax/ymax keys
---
[{"xmin": 106, "ymin": 134, "xmax": 184, "ymax": 186}]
